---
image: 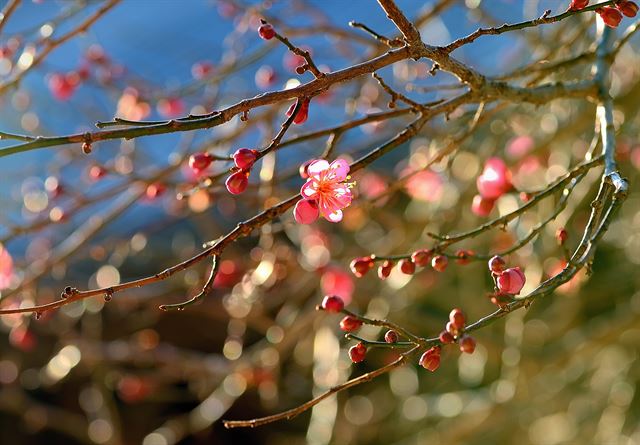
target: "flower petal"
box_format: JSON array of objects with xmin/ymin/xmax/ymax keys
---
[
  {"xmin": 327, "ymin": 159, "xmax": 350, "ymax": 181},
  {"xmin": 306, "ymin": 160, "xmax": 330, "ymax": 177},
  {"xmin": 301, "ymin": 180, "xmax": 318, "ymax": 198},
  {"xmin": 325, "ymin": 209, "xmax": 343, "ymax": 222}
]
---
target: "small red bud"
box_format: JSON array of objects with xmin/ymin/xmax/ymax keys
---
[
  {"xmin": 378, "ymin": 260, "xmax": 394, "ymax": 280},
  {"xmin": 232, "ymin": 148, "xmax": 258, "ymax": 170},
  {"xmin": 189, "ymin": 152, "xmax": 213, "ymax": 172},
  {"xmin": 569, "ymin": 0, "xmax": 589, "ymax": 10},
  {"xmin": 82, "ymin": 142, "xmax": 92, "ymax": 154},
  {"xmin": 258, "ymin": 23, "xmax": 275, "ymax": 40},
  {"xmin": 488, "ymin": 255, "xmax": 506, "ymax": 274},
  {"xmin": 419, "ymin": 346, "xmax": 441, "ymax": 372},
  {"xmin": 339, "ymin": 316, "xmax": 363, "ymax": 332},
  {"xmin": 286, "ymin": 99, "xmax": 310, "ymax": 125},
  {"xmin": 617, "ymin": 1, "xmax": 639, "ymax": 17},
  {"xmin": 350, "ymin": 256, "xmax": 374, "ymax": 278},
  {"xmin": 446, "ymin": 321, "xmax": 459, "ymax": 336},
  {"xmin": 496, "ymin": 267, "xmax": 526, "ymax": 295},
  {"xmin": 321, "ymin": 295, "xmax": 344, "ymax": 313},
  {"xmin": 431, "ymin": 255, "xmax": 448, "ymax": 272},
  {"xmin": 399, "ymin": 258, "xmax": 416, "ymax": 275},
  {"xmin": 449, "ymin": 308, "xmax": 465, "ymax": 330},
  {"xmin": 411, "ymin": 249, "xmax": 432, "ymax": 267},
  {"xmin": 349, "ymin": 342, "xmax": 367, "ymax": 363},
  {"xmin": 597, "ymin": 6, "xmax": 623, "ymax": 27},
  {"xmin": 384, "ymin": 330, "xmax": 398, "ymax": 343},
  {"xmin": 225, "ymin": 170, "xmax": 249, "ymax": 195},
  {"xmin": 439, "ymin": 330, "xmax": 455, "ymax": 344},
  {"xmin": 459, "ymin": 335, "xmax": 476, "ymax": 354}
]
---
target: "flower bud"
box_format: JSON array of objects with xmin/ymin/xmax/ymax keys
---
[
  {"xmin": 349, "ymin": 342, "xmax": 367, "ymax": 363},
  {"xmin": 320, "ymin": 295, "xmax": 344, "ymax": 313},
  {"xmin": 431, "ymin": 255, "xmax": 448, "ymax": 272},
  {"xmin": 471, "ymin": 194, "xmax": 495, "ymax": 217},
  {"xmin": 232, "ymin": 148, "xmax": 258, "ymax": 169},
  {"xmin": 258, "ymin": 23, "xmax": 275, "ymax": 40},
  {"xmin": 378, "ymin": 260, "xmax": 394, "ymax": 280},
  {"xmin": 350, "ymin": 256, "xmax": 374, "ymax": 278},
  {"xmin": 384, "ymin": 330, "xmax": 398, "ymax": 343},
  {"xmin": 449, "ymin": 308, "xmax": 465, "ymax": 330},
  {"xmin": 476, "ymin": 157, "xmax": 512, "ymax": 199},
  {"xmin": 399, "ymin": 258, "xmax": 416, "ymax": 275},
  {"xmin": 569, "ymin": 0, "xmax": 589, "ymax": 10},
  {"xmin": 488, "ymin": 255, "xmax": 506, "ymax": 274},
  {"xmin": 419, "ymin": 346, "xmax": 441, "ymax": 372},
  {"xmin": 597, "ymin": 6, "xmax": 623, "ymax": 27},
  {"xmin": 339, "ymin": 316, "xmax": 363, "ymax": 332},
  {"xmin": 617, "ymin": 1, "xmax": 639, "ymax": 17},
  {"xmin": 439, "ymin": 330, "xmax": 455, "ymax": 344},
  {"xmin": 496, "ymin": 267, "xmax": 526, "ymax": 295},
  {"xmin": 459, "ymin": 335, "xmax": 476, "ymax": 354},
  {"xmin": 225, "ymin": 170, "xmax": 249, "ymax": 195},
  {"xmin": 411, "ymin": 249, "xmax": 432, "ymax": 267}
]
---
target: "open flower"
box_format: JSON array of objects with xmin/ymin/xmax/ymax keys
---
[{"xmin": 295, "ymin": 159, "xmax": 353, "ymax": 223}]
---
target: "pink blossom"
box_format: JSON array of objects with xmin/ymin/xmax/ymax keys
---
[
  {"xmin": 496, "ymin": 267, "xmax": 526, "ymax": 295},
  {"xmin": 0, "ymin": 244, "xmax": 13, "ymax": 290},
  {"xmin": 471, "ymin": 194, "xmax": 495, "ymax": 217},
  {"xmin": 477, "ymin": 157, "xmax": 512, "ymax": 200},
  {"xmin": 297, "ymin": 159, "xmax": 353, "ymax": 223}
]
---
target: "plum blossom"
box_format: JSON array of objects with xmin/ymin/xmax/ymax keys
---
[{"xmin": 294, "ymin": 159, "xmax": 353, "ymax": 224}]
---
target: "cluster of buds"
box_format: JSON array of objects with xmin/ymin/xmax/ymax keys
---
[
  {"xmin": 352, "ymin": 248, "xmax": 476, "ymax": 281},
  {"xmin": 488, "ymin": 255, "xmax": 526, "ymax": 306},
  {"xmin": 472, "ymin": 158, "xmax": 513, "ymax": 217},
  {"xmin": 188, "ymin": 148, "xmax": 259, "ymax": 195},
  {"xmin": 569, "ymin": 1, "xmax": 638, "ymax": 27},
  {"xmin": 419, "ymin": 309, "xmax": 477, "ymax": 372}
]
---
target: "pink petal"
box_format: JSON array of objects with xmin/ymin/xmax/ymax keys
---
[
  {"xmin": 306, "ymin": 160, "xmax": 330, "ymax": 177},
  {"xmin": 294, "ymin": 199, "xmax": 319, "ymax": 224},
  {"xmin": 325, "ymin": 209, "xmax": 343, "ymax": 222},
  {"xmin": 301, "ymin": 180, "xmax": 318, "ymax": 198},
  {"xmin": 327, "ymin": 159, "xmax": 350, "ymax": 181}
]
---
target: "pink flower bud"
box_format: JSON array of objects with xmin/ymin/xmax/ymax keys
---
[
  {"xmin": 569, "ymin": 0, "xmax": 589, "ymax": 10},
  {"xmin": 232, "ymin": 148, "xmax": 258, "ymax": 169},
  {"xmin": 384, "ymin": 330, "xmax": 398, "ymax": 343},
  {"xmin": 350, "ymin": 256, "xmax": 374, "ymax": 278},
  {"xmin": 439, "ymin": 330, "xmax": 455, "ymax": 344},
  {"xmin": 188, "ymin": 152, "xmax": 213, "ymax": 172},
  {"xmin": 399, "ymin": 258, "xmax": 415, "ymax": 275},
  {"xmin": 488, "ymin": 255, "xmax": 506, "ymax": 274},
  {"xmin": 349, "ymin": 342, "xmax": 367, "ymax": 363},
  {"xmin": 286, "ymin": 99, "xmax": 310, "ymax": 125},
  {"xmin": 617, "ymin": 1, "xmax": 638, "ymax": 17},
  {"xmin": 321, "ymin": 295, "xmax": 344, "ymax": 313},
  {"xmin": 459, "ymin": 335, "xmax": 476, "ymax": 354},
  {"xmin": 258, "ymin": 23, "xmax": 275, "ymax": 40},
  {"xmin": 339, "ymin": 316, "xmax": 363, "ymax": 332},
  {"xmin": 293, "ymin": 199, "xmax": 319, "ymax": 224},
  {"xmin": 476, "ymin": 157, "xmax": 512, "ymax": 199},
  {"xmin": 378, "ymin": 260, "xmax": 394, "ymax": 280},
  {"xmin": 597, "ymin": 6, "xmax": 623, "ymax": 27},
  {"xmin": 431, "ymin": 255, "xmax": 448, "ymax": 272},
  {"xmin": 411, "ymin": 249, "xmax": 432, "ymax": 267},
  {"xmin": 449, "ymin": 308, "xmax": 465, "ymax": 330},
  {"xmin": 471, "ymin": 194, "xmax": 495, "ymax": 217},
  {"xmin": 225, "ymin": 170, "xmax": 249, "ymax": 195},
  {"xmin": 496, "ymin": 267, "xmax": 526, "ymax": 295},
  {"xmin": 455, "ymin": 249, "xmax": 473, "ymax": 265},
  {"xmin": 419, "ymin": 346, "xmax": 441, "ymax": 372}
]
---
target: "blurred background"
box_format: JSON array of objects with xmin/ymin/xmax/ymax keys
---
[{"xmin": 1, "ymin": 0, "xmax": 640, "ymax": 444}]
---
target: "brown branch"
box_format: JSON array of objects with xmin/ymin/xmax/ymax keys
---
[
  {"xmin": 444, "ymin": 1, "xmax": 617, "ymax": 53},
  {"xmin": 268, "ymin": 20, "xmax": 325, "ymax": 78},
  {"xmin": 0, "ymin": 0, "xmax": 21, "ymax": 36},
  {"xmin": 222, "ymin": 345, "xmax": 420, "ymax": 428},
  {"xmin": 376, "ymin": 0, "xmax": 422, "ymax": 46},
  {"xmin": 348, "ymin": 21, "xmax": 403, "ymax": 47},
  {"xmin": 158, "ymin": 255, "xmax": 220, "ymax": 311}
]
